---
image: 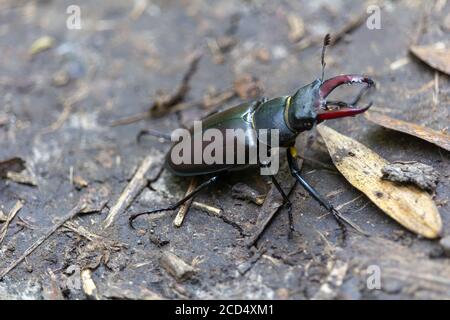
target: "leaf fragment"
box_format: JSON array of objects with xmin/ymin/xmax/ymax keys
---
[
  {"xmin": 29, "ymin": 36, "xmax": 55, "ymax": 56},
  {"xmin": 410, "ymin": 44, "xmax": 450, "ymax": 75},
  {"xmin": 0, "ymin": 157, "xmax": 26, "ymax": 178},
  {"xmin": 365, "ymin": 112, "xmax": 450, "ymax": 151},
  {"xmin": 317, "ymin": 125, "xmax": 442, "ymax": 239}
]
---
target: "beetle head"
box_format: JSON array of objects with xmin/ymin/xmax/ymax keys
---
[{"xmin": 287, "ymin": 75, "xmax": 375, "ymax": 132}]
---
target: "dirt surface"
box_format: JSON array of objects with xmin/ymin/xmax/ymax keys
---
[{"xmin": 0, "ymin": 0, "xmax": 449, "ymax": 299}]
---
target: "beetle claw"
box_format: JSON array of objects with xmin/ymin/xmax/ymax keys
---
[{"xmin": 317, "ymin": 74, "xmax": 374, "ymax": 122}]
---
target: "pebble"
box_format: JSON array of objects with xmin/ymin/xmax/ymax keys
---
[{"xmin": 439, "ymin": 236, "xmax": 450, "ymax": 257}]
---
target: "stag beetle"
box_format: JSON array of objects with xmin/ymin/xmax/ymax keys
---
[{"xmin": 129, "ymin": 35, "xmax": 375, "ymax": 236}]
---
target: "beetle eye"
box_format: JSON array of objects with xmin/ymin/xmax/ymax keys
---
[{"xmin": 303, "ymin": 119, "xmax": 315, "ymax": 129}]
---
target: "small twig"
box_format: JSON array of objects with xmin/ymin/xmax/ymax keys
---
[
  {"xmin": 109, "ymin": 52, "xmax": 202, "ymax": 126},
  {"xmin": 16, "ymin": 216, "xmax": 35, "ymax": 230},
  {"xmin": 40, "ymin": 85, "xmax": 89, "ymax": 134},
  {"xmin": 410, "ymin": 9, "xmax": 429, "ymax": 46},
  {"xmin": 103, "ymin": 156, "xmax": 153, "ymax": 229},
  {"xmin": 0, "ymin": 200, "xmax": 87, "ymax": 280},
  {"xmin": 191, "ymin": 201, "xmax": 222, "ymax": 216},
  {"xmin": 328, "ymin": 11, "xmax": 367, "ymax": 45},
  {"xmin": 0, "ymin": 200, "xmax": 24, "ymax": 245},
  {"xmin": 335, "ymin": 195, "xmax": 363, "ymax": 211},
  {"xmin": 296, "ymin": 10, "xmax": 368, "ymax": 51},
  {"xmin": 433, "ymin": 72, "xmax": 439, "ymax": 109},
  {"xmin": 173, "ymin": 178, "xmax": 197, "ymax": 227},
  {"xmin": 129, "ymin": 0, "xmax": 147, "ymax": 20},
  {"xmin": 237, "ymin": 246, "xmax": 267, "ymax": 275},
  {"xmin": 109, "ymin": 111, "xmax": 150, "ymax": 127},
  {"xmin": 62, "ymin": 221, "xmax": 102, "ymax": 242}
]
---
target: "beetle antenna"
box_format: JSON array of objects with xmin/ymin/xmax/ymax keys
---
[{"xmin": 321, "ymin": 33, "xmax": 331, "ymax": 81}]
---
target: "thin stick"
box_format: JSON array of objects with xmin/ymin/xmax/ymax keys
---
[
  {"xmin": 296, "ymin": 10, "xmax": 368, "ymax": 51},
  {"xmin": 103, "ymin": 156, "xmax": 153, "ymax": 229},
  {"xmin": 110, "ymin": 52, "xmax": 202, "ymax": 126},
  {"xmin": 192, "ymin": 201, "xmax": 222, "ymax": 216},
  {"xmin": 0, "ymin": 200, "xmax": 23, "ymax": 245},
  {"xmin": 109, "ymin": 111, "xmax": 150, "ymax": 127},
  {"xmin": 0, "ymin": 200, "xmax": 87, "ymax": 280},
  {"xmin": 173, "ymin": 178, "xmax": 197, "ymax": 227}
]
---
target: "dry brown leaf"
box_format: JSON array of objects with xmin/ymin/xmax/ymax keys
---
[
  {"xmin": 410, "ymin": 44, "xmax": 450, "ymax": 75},
  {"xmin": 365, "ymin": 112, "xmax": 450, "ymax": 151},
  {"xmin": 317, "ymin": 125, "xmax": 442, "ymax": 239}
]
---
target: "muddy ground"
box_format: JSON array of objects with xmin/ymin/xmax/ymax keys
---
[{"xmin": 0, "ymin": 0, "xmax": 449, "ymax": 299}]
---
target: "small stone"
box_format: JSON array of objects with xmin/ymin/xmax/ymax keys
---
[
  {"xmin": 382, "ymin": 278, "xmax": 403, "ymax": 294},
  {"xmin": 233, "ymin": 74, "xmax": 264, "ymax": 100},
  {"xmin": 272, "ymin": 45, "xmax": 288, "ymax": 60},
  {"xmin": 276, "ymin": 288, "xmax": 290, "ymax": 299},
  {"xmin": 439, "ymin": 236, "xmax": 450, "ymax": 257},
  {"xmin": 52, "ymin": 70, "xmax": 70, "ymax": 87},
  {"xmin": 73, "ymin": 175, "xmax": 88, "ymax": 190},
  {"xmin": 254, "ymin": 48, "xmax": 271, "ymax": 63}
]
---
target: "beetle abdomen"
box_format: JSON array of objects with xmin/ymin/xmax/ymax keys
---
[{"xmin": 166, "ymin": 102, "xmax": 260, "ymax": 176}]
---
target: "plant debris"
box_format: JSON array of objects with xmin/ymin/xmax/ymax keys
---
[
  {"xmin": 0, "ymin": 210, "xmax": 6, "ymax": 223},
  {"xmin": 317, "ymin": 125, "xmax": 442, "ymax": 239},
  {"xmin": 287, "ymin": 14, "xmax": 305, "ymax": 43},
  {"xmin": 246, "ymin": 176, "xmax": 297, "ymax": 248},
  {"xmin": 159, "ymin": 251, "xmax": 196, "ymax": 282},
  {"xmin": 0, "ymin": 200, "xmax": 24, "ymax": 245},
  {"xmin": 312, "ymin": 260, "xmax": 348, "ymax": 300},
  {"xmin": 29, "ymin": 36, "xmax": 55, "ymax": 56},
  {"xmin": 0, "ymin": 157, "xmax": 26, "ymax": 178},
  {"xmin": 233, "ymin": 74, "xmax": 264, "ymax": 100},
  {"xmin": 173, "ymin": 177, "xmax": 197, "ymax": 227},
  {"xmin": 110, "ymin": 52, "xmax": 202, "ymax": 125},
  {"xmin": 382, "ymin": 161, "xmax": 440, "ymax": 192},
  {"xmin": 232, "ymin": 182, "xmax": 266, "ymax": 205},
  {"xmin": 73, "ymin": 175, "xmax": 89, "ymax": 190},
  {"xmin": 150, "ymin": 52, "xmax": 202, "ymax": 117},
  {"xmin": 0, "ymin": 199, "xmax": 87, "ymax": 280},
  {"xmin": 208, "ymin": 36, "xmax": 238, "ymax": 64},
  {"xmin": 410, "ymin": 44, "xmax": 450, "ymax": 75},
  {"xmin": 103, "ymin": 156, "xmax": 154, "ymax": 229},
  {"xmin": 365, "ymin": 112, "xmax": 450, "ymax": 152},
  {"xmin": 81, "ymin": 269, "xmax": 99, "ymax": 299},
  {"xmin": 296, "ymin": 10, "xmax": 367, "ymax": 51},
  {"xmin": 6, "ymin": 170, "xmax": 38, "ymax": 187}
]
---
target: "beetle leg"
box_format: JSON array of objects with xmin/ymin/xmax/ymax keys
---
[
  {"xmin": 129, "ymin": 175, "xmax": 221, "ymax": 229},
  {"xmin": 269, "ymin": 175, "xmax": 295, "ymax": 236},
  {"xmin": 287, "ymin": 147, "xmax": 369, "ymax": 242},
  {"xmin": 137, "ymin": 129, "xmax": 171, "ymax": 144}
]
